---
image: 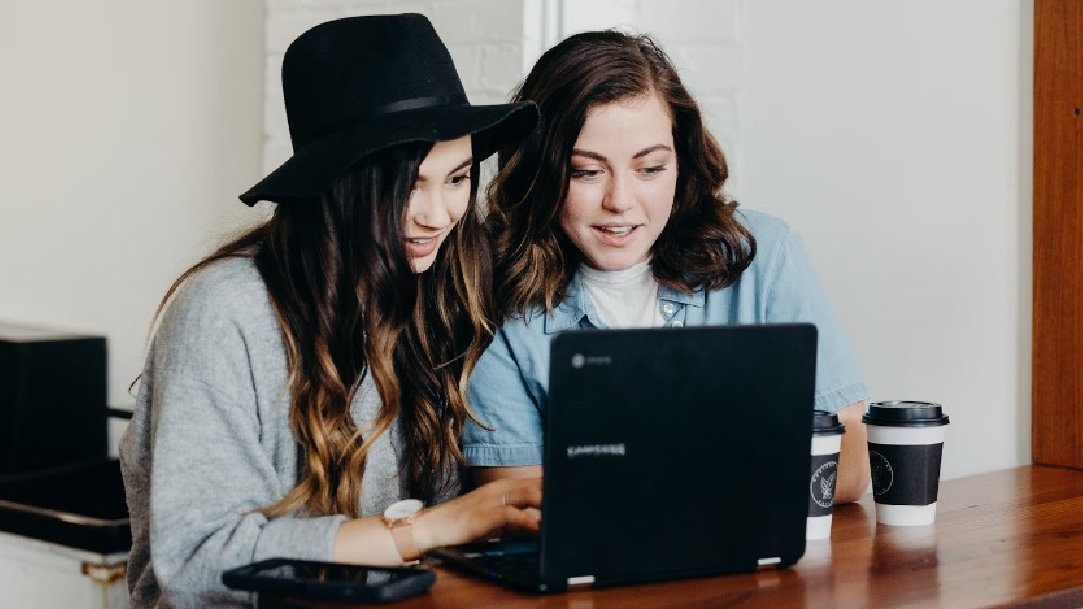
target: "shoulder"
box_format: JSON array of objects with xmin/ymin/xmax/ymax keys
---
[
  {"xmin": 474, "ymin": 308, "xmax": 553, "ymax": 380},
  {"xmin": 150, "ymin": 256, "xmax": 276, "ymax": 373},
  {"xmin": 157, "ymin": 257, "xmax": 270, "ymax": 339},
  {"xmin": 491, "ymin": 308, "xmax": 550, "ymax": 351},
  {"xmin": 733, "ymin": 208, "xmax": 803, "ymax": 276},
  {"xmin": 166, "ymin": 256, "xmax": 268, "ymax": 320},
  {"xmin": 734, "ymin": 208, "xmax": 794, "ymax": 253}
]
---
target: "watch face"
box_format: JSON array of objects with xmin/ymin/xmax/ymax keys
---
[{"xmin": 383, "ymin": 499, "xmax": 423, "ymax": 520}]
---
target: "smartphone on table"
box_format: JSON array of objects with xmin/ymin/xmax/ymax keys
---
[{"xmin": 223, "ymin": 558, "xmax": 435, "ymax": 603}]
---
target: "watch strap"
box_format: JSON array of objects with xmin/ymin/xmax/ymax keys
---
[{"xmin": 386, "ymin": 516, "xmax": 422, "ymax": 564}]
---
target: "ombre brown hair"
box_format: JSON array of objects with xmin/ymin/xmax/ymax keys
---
[
  {"xmin": 151, "ymin": 141, "xmax": 491, "ymax": 517},
  {"xmin": 488, "ymin": 30, "xmax": 756, "ymax": 317}
]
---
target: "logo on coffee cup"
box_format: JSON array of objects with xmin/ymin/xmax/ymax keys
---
[
  {"xmin": 870, "ymin": 451, "xmax": 894, "ymax": 496},
  {"xmin": 810, "ymin": 460, "xmax": 838, "ymax": 508}
]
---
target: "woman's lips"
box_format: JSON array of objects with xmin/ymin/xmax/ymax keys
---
[
  {"xmin": 591, "ymin": 224, "xmax": 640, "ymax": 246},
  {"xmin": 405, "ymin": 235, "xmax": 441, "ymax": 258}
]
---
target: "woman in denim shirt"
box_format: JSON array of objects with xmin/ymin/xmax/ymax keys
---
[{"xmin": 464, "ymin": 30, "xmax": 872, "ymax": 503}]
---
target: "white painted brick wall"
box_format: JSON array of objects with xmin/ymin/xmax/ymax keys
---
[
  {"xmin": 522, "ymin": 0, "xmax": 561, "ymax": 73},
  {"xmin": 639, "ymin": 0, "xmax": 739, "ymax": 43},
  {"xmin": 561, "ymin": 0, "xmax": 638, "ymax": 34}
]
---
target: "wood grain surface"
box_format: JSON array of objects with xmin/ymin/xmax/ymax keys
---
[
  {"xmin": 261, "ymin": 466, "xmax": 1083, "ymax": 609},
  {"xmin": 1033, "ymin": 0, "xmax": 1083, "ymax": 468}
]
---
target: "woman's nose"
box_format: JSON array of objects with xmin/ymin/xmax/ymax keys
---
[
  {"xmin": 409, "ymin": 188, "xmax": 453, "ymax": 229},
  {"xmin": 601, "ymin": 172, "xmax": 635, "ymax": 214}
]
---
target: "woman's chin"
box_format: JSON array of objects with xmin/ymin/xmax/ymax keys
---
[
  {"xmin": 584, "ymin": 251, "xmax": 648, "ymax": 272},
  {"xmin": 409, "ymin": 258, "xmax": 433, "ymax": 274},
  {"xmin": 408, "ymin": 250, "xmax": 442, "ymax": 274}
]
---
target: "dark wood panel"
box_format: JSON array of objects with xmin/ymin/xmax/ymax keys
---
[
  {"xmin": 265, "ymin": 466, "xmax": 1083, "ymax": 609},
  {"xmin": 1034, "ymin": 0, "xmax": 1083, "ymax": 467}
]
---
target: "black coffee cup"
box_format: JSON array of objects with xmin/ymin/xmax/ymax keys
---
[
  {"xmin": 862, "ymin": 401, "xmax": 950, "ymax": 526},
  {"xmin": 807, "ymin": 409, "xmax": 846, "ymax": 539}
]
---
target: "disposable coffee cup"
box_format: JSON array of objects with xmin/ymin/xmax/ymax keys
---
[
  {"xmin": 807, "ymin": 409, "xmax": 845, "ymax": 539},
  {"xmin": 863, "ymin": 401, "xmax": 950, "ymax": 526}
]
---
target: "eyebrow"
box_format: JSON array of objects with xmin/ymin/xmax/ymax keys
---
[
  {"xmin": 632, "ymin": 144, "xmax": 673, "ymax": 159},
  {"xmin": 416, "ymin": 157, "xmax": 472, "ymax": 182},
  {"xmin": 449, "ymin": 157, "xmax": 473, "ymax": 174},
  {"xmin": 571, "ymin": 145, "xmax": 673, "ymax": 163}
]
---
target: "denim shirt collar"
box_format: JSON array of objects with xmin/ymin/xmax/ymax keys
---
[{"xmin": 542, "ymin": 269, "xmax": 704, "ymax": 335}]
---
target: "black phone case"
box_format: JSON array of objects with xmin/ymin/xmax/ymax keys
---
[{"xmin": 222, "ymin": 558, "xmax": 436, "ymax": 603}]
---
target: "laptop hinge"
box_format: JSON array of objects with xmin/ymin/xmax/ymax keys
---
[{"xmin": 567, "ymin": 575, "xmax": 595, "ymax": 588}]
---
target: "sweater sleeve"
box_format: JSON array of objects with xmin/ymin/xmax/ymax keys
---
[
  {"xmin": 144, "ymin": 369, "xmax": 346, "ymax": 605},
  {"xmin": 120, "ymin": 262, "xmax": 348, "ymax": 608}
]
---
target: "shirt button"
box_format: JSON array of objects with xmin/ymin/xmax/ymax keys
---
[
  {"xmin": 661, "ymin": 303, "xmax": 675, "ymax": 315},
  {"xmin": 670, "ymin": 320, "xmax": 684, "ymax": 328}
]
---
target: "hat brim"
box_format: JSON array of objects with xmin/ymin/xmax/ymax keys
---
[{"xmin": 239, "ymin": 101, "xmax": 538, "ymax": 205}]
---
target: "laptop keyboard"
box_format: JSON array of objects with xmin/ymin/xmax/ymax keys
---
[
  {"xmin": 473, "ymin": 551, "xmax": 540, "ymax": 580},
  {"xmin": 444, "ymin": 540, "xmax": 541, "ymax": 584}
]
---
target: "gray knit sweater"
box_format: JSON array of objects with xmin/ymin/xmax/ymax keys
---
[{"xmin": 120, "ymin": 257, "xmax": 434, "ymax": 608}]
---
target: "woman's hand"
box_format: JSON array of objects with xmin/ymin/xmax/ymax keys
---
[{"xmin": 412, "ymin": 477, "xmax": 542, "ymax": 551}]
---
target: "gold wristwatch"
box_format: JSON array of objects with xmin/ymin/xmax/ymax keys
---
[{"xmin": 382, "ymin": 499, "xmax": 424, "ymax": 565}]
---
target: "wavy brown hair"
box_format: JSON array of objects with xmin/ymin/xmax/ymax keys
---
[
  {"xmin": 488, "ymin": 30, "xmax": 756, "ymax": 317},
  {"xmin": 151, "ymin": 141, "xmax": 492, "ymax": 516}
]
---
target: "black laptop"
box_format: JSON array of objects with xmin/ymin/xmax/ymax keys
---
[{"xmin": 433, "ymin": 323, "xmax": 818, "ymax": 592}]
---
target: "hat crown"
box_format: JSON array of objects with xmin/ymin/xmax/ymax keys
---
[
  {"xmin": 239, "ymin": 13, "xmax": 537, "ymax": 206},
  {"xmin": 281, "ymin": 14, "xmax": 467, "ymax": 148}
]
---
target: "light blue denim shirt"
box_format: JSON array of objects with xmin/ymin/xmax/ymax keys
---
[{"xmin": 463, "ymin": 209, "xmax": 869, "ymax": 467}]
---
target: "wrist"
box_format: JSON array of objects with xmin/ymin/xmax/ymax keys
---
[
  {"xmin": 382, "ymin": 499, "xmax": 425, "ymax": 564},
  {"xmin": 411, "ymin": 507, "xmax": 442, "ymax": 552}
]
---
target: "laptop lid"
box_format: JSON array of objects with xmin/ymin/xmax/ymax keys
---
[{"xmin": 539, "ymin": 323, "xmax": 817, "ymax": 588}]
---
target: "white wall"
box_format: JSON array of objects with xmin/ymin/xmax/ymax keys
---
[
  {"xmin": 740, "ymin": 1, "xmax": 1030, "ymax": 480},
  {"xmin": 0, "ymin": 2, "xmax": 266, "ymax": 421},
  {"xmin": 565, "ymin": 0, "xmax": 1031, "ymax": 480}
]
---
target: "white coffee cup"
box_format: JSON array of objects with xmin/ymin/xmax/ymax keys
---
[{"xmin": 863, "ymin": 401, "xmax": 949, "ymax": 526}]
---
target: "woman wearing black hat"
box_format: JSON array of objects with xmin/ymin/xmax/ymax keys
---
[{"xmin": 120, "ymin": 14, "xmax": 540, "ymax": 608}]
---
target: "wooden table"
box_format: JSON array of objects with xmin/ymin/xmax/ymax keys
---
[{"xmin": 265, "ymin": 465, "xmax": 1083, "ymax": 608}]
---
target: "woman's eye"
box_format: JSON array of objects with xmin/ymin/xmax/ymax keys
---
[
  {"xmin": 570, "ymin": 168, "xmax": 602, "ymax": 180},
  {"xmin": 640, "ymin": 164, "xmax": 667, "ymax": 176},
  {"xmin": 448, "ymin": 173, "xmax": 470, "ymax": 186}
]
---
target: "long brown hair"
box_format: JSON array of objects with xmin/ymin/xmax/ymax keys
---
[
  {"xmin": 151, "ymin": 141, "xmax": 492, "ymax": 516},
  {"xmin": 488, "ymin": 30, "xmax": 756, "ymax": 317}
]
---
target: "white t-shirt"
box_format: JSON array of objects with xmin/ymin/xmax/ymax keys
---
[{"xmin": 579, "ymin": 259, "xmax": 664, "ymax": 328}]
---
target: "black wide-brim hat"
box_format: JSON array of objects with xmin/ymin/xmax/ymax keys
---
[{"xmin": 240, "ymin": 14, "xmax": 538, "ymax": 206}]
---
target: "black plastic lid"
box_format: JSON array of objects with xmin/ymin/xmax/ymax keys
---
[
  {"xmin": 862, "ymin": 400, "xmax": 949, "ymax": 427},
  {"xmin": 813, "ymin": 409, "xmax": 846, "ymax": 436}
]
